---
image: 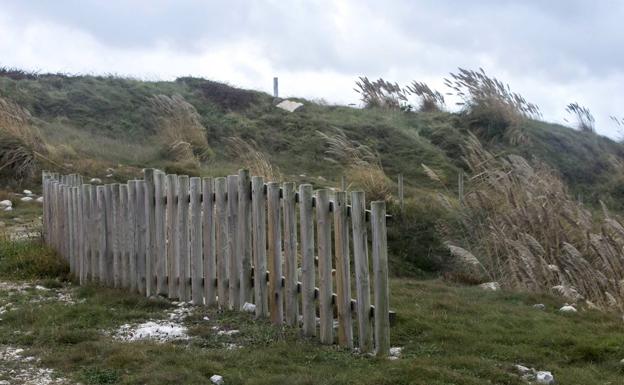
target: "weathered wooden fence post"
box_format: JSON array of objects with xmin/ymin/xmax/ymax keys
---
[
  {"xmin": 252, "ymin": 176, "xmax": 268, "ymax": 317},
  {"xmin": 227, "ymin": 175, "xmax": 240, "ymax": 310},
  {"xmin": 177, "ymin": 175, "xmax": 190, "ymax": 301},
  {"xmin": 267, "ymin": 182, "xmax": 283, "ymax": 325},
  {"xmin": 371, "ymin": 201, "xmax": 390, "ymax": 356},
  {"xmin": 316, "ymin": 189, "xmax": 333, "ymax": 344},
  {"xmin": 166, "ymin": 174, "xmax": 178, "ymax": 298},
  {"xmin": 283, "ymin": 182, "xmax": 298, "ymax": 326},
  {"xmin": 214, "ymin": 177, "xmax": 229, "ymax": 308},
  {"xmin": 334, "ymin": 191, "xmax": 353, "ymax": 348},
  {"xmin": 351, "ymin": 191, "xmax": 373, "ymax": 352},
  {"xmin": 238, "ymin": 169, "xmax": 252, "ymax": 308},
  {"xmin": 299, "ymin": 184, "xmax": 315, "ymax": 336},
  {"xmin": 203, "ymin": 177, "xmax": 216, "ymax": 306},
  {"xmin": 154, "ymin": 171, "xmax": 167, "ymax": 296},
  {"xmin": 190, "ymin": 177, "xmax": 203, "ymax": 305}
]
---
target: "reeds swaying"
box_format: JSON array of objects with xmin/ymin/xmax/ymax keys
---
[
  {"xmin": 405, "ymin": 81, "xmax": 445, "ymax": 112},
  {"xmin": 150, "ymin": 94, "xmax": 212, "ymax": 163},
  {"xmin": 318, "ymin": 129, "xmax": 392, "ymax": 201},
  {"xmin": 566, "ymin": 102, "xmax": 595, "ymax": 133},
  {"xmin": 446, "ymin": 134, "xmax": 624, "ymax": 311},
  {"xmin": 0, "ymin": 97, "xmax": 47, "ymax": 180},
  {"xmin": 354, "ymin": 77, "xmax": 407, "ymax": 110},
  {"xmin": 225, "ymin": 137, "xmax": 281, "ymax": 181}
]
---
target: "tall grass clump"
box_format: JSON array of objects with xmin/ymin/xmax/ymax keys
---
[
  {"xmin": 225, "ymin": 137, "xmax": 281, "ymax": 181},
  {"xmin": 405, "ymin": 81, "xmax": 445, "ymax": 112},
  {"xmin": 443, "ymin": 134, "xmax": 624, "ymax": 311},
  {"xmin": 0, "ymin": 96, "xmax": 48, "ymax": 181},
  {"xmin": 318, "ymin": 128, "xmax": 392, "ymax": 201},
  {"xmin": 566, "ymin": 102, "xmax": 595, "ymax": 133},
  {"xmin": 150, "ymin": 94, "xmax": 213, "ymax": 165},
  {"xmin": 354, "ymin": 77, "xmax": 407, "ymax": 110},
  {"xmin": 0, "ymin": 238, "xmax": 69, "ymax": 280},
  {"xmin": 444, "ymin": 68, "xmax": 541, "ymax": 144}
]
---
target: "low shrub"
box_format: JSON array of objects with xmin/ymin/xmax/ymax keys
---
[{"xmin": 0, "ymin": 239, "xmax": 69, "ymax": 280}]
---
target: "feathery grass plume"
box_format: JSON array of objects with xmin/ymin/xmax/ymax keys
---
[
  {"xmin": 150, "ymin": 94, "xmax": 212, "ymax": 163},
  {"xmin": 0, "ymin": 96, "xmax": 48, "ymax": 180},
  {"xmin": 565, "ymin": 102, "xmax": 595, "ymax": 133},
  {"xmin": 421, "ymin": 163, "xmax": 443, "ymax": 184},
  {"xmin": 318, "ymin": 128, "xmax": 392, "ymax": 201},
  {"xmin": 405, "ymin": 81, "xmax": 445, "ymax": 112},
  {"xmin": 354, "ymin": 76, "xmax": 408, "ymax": 110},
  {"xmin": 444, "ymin": 68, "xmax": 541, "ymax": 144},
  {"xmin": 441, "ymin": 134, "xmax": 624, "ymax": 311},
  {"xmin": 225, "ymin": 137, "xmax": 281, "ymax": 181}
]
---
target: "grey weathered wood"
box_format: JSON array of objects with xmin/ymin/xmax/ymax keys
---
[
  {"xmin": 72, "ymin": 187, "xmax": 79, "ymax": 277},
  {"xmin": 119, "ymin": 184, "xmax": 129, "ymax": 288},
  {"xmin": 267, "ymin": 182, "xmax": 283, "ymax": 325},
  {"xmin": 96, "ymin": 186, "xmax": 107, "ymax": 283},
  {"xmin": 190, "ymin": 177, "xmax": 203, "ymax": 305},
  {"xmin": 251, "ymin": 176, "xmax": 268, "ymax": 318},
  {"xmin": 299, "ymin": 184, "xmax": 315, "ymax": 336},
  {"xmin": 351, "ymin": 191, "xmax": 373, "ymax": 352},
  {"xmin": 89, "ymin": 184, "xmax": 98, "ymax": 282},
  {"xmin": 202, "ymin": 177, "xmax": 216, "ymax": 306},
  {"xmin": 144, "ymin": 169, "xmax": 156, "ymax": 296},
  {"xmin": 154, "ymin": 171, "xmax": 167, "ymax": 295},
  {"xmin": 282, "ymin": 182, "xmax": 298, "ymax": 326},
  {"xmin": 127, "ymin": 181, "xmax": 138, "ymax": 291},
  {"xmin": 166, "ymin": 175, "xmax": 178, "ymax": 297},
  {"xmin": 227, "ymin": 175, "xmax": 240, "ymax": 310},
  {"xmin": 80, "ymin": 184, "xmax": 90, "ymax": 284},
  {"xmin": 371, "ymin": 201, "xmax": 390, "ymax": 356},
  {"xmin": 334, "ymin": 191, "xmax": 353, "ymax": 348},
  {"xmin": 135, "ymin": 180, "xmax": 147, "ymax": 294},
  {"xmin": 214, "ymin": 177, "xmax": 229, "ymax": 308},
  {"xmin": 177, "ymin": 175, "xmax": 190, "ymax": 301},
  {"xmin": 111, "ymin": 184, "xmax": 121, "ymax": 288},
  {"xmin": 316, "ymin": 189, "xmax": 333, "ymax": 344},
  {"xmin": 238, "ymin": 169, "xmax": 252, "ymax": 308},
  {"xmin": 104, "ymin": 184, "xmax": 114, "ymax": 286},
  {"xmin": 66, "ymin": 185, "xmax": 73, "ymax": 274}
]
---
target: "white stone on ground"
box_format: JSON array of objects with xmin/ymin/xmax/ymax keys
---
[
  {"xmin": 242, "ymin": 302, "xmax": 256, "ymax": 313},
  {"xmin": 89, "ymin": 178, "xmax": 102, "ymax": 184},
  {"xmin": 536, "ymin": 371, "xmax": 555, "ymax": 384},
  {"xmin": 217, "ymin": 329, "xmax": 239, "ymax": 336},
  {"xmin": 276, "ymin": 100, "xmax": 303, "ymax": 112},
  {"xmin": 0, "ymin": 200, "xmax": 12, "ymax": 207},
  {"xmin": 210, "ymin": 374, "xmax": 224, "ymax": 385},
  {"xmin": 479, "ymin": 282, "xmax": 500, "ymax": 291},
  {"xmin": 532, "ymin": 304, "xmax": 546, "ymax": 310},
  {"xmin": 0, "ymin": 346, "xmax": 68, "ymax": 384},
  {"xmin": 388, "ymin": 346, "xmax": 403, "ymax": 360},
  {"xmin": 20, "ymin": 196, "xmax": 33, "ymax": 202},
  {"xmin": 115, "ymin": 321, "xmax": 189, "ymax": 342},
  {"xmin": 559, "ymin": 305, "xmax": 577, "ymax": 313},
  {"xmin": 513, "ymin": 364, "xmax": 532, "ymax": 375},
  {"xmin": 23, "ymin": 190, "xmax": 33, "ymax": 195},
  {"xmin": 36, "ymin": 196, "xmax": 44, "ymax": 203}
]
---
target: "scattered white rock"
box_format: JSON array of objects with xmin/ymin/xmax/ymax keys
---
[
  {"xmin": 203, "ymin": 316, "xmax": 210, "ymax": 321},
  {"xmin": 89, "ymin": 178, "xmax": 102, "ymax": 184},
  {"xmin": 115, "ymin": 321, "xmax": 189, "ymax": 342},
  {"xmin": 36, "ymin": 196, "xmax": 44, "ymax": 203},
  {"xmin": 106, "ymin": 168, "xmax": 115, "ymax": 174},
  {"xmin": 3, "ymin": 206, "xmax": 12, "ymax": 212},
  {"xmin": 559, "ymin": 305, "xmax": 577, "ymax": 313},
  {"xmin": 217, "ymin": 329, "xmax": 239, "ymax": 336},
  {"xmin": 20, "ymin": 197, "xmax": 33, "ymax": 202},
  {"xmin": 210, "ymin": 374, "xmax": 224, "ymax": 385},
  {"xmin": 0, "ymin": 200, "xmax": 12, "ymax": 207},
  {"xmin": 479, "ymin": 282, "xmax": 501, "ymax": 291},
  {"xmin": 276, "ymin": 99, "xmax": 304, "ymax": 112},
  {"xmin": 532, "ymin": 304, "xmax": 546, "ymax": 310},
  {"xmin": 106, "ymin": 174, "xmax": 113, "ymax": 178},
  {"xmin": 242, "ymin": 302, "xmax": 256, "ymax": 313},
  {"xmin": 536, "ymin": 371, "xmax": 555, "ymax": 384},
  {"xmin": 23, "ymin": 189, "xmax": 33, "ymax": 195},
  {"xmin": 514, "ymin": 364, "xmax": 532, "ymax": 375},
  {"xmin": 388, "ymin": 346, "xmax": 402, "ymax": 360},
  {"xmin": 0, "ymin": 345, "xmax": 68, "ymax": 384}
]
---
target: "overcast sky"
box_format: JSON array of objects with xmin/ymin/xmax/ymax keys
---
[{"xmin": 1, "ymin": 0, "xmax": 623, "ymax": 138}]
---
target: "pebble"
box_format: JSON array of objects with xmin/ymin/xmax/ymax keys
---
[
  {"xmin": 242, "ymin": 302, "xmax": 256, "ymax": 313},
  {"xmin": 479, "ymin": 282, "xmax": 500, "ymax": 291},
  {"xmin": 20, "ymin": 196, "xmax": 33, "ymax": 202},
  {"xmin": 532, "ymin": 304, "xmax": 546, "ymax": 310},
  {"xmin": 0, "ymin": 199, "xmax": 12, "ymax": 207},
  {"xmin": 36, "ymin": 196, "xmax": 43, "ymax": 203},
  {"xmin": 89, "ymin": 178, "xmax": 102, "ymax": 184},
  {"xmin": 559, "ymin": 305, "xmax": 577, "ymax": 313},
  {"xmin": 23, "ymin": 189, "xmax": 33, "ymax": 195},
  {"xmin": 3, "ymin": 206, "xmax": 12, "ymax": 212},
  {"xmin": 536, "ymin": 371, "xmax": 555, "ymax": 384},
  {"xmin": 210, "ymin": 374, "xmax": 224, "ymax": 385}
]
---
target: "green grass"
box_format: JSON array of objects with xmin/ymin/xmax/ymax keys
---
[
  {"xmin": 0, "ymin": 238, "xmax": 68, "ymax": 279},
  {"xmin": 0, "ymin": 241, "xmax": 623, "ymax": 384}
]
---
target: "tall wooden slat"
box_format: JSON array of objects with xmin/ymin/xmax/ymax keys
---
[
  {"xmin": 166, "ymin": 175, "xmax": 178, "ymax": 297},
  {"xmin": 190, "ymin": 177, "xmax": 203, "ymax": 305},
  {"xmin": 371, "ymin": 201, "xmax": 390, "ymax": 356},
  {"xmin": 135, "ymin": 181, "xmax": 147, "ymax": 294},
  {"xmin": 227, "ymin": 175, "xmax": 240, "ymax": 310},
  {"xmin": 144, "ymin": 169, "xmax": 156, "ymax": 296},
  {"xmin": 177, "ymin": 175, "xmax": 190, "ymax": 301},
  {"xmin": 299, "ymin": 184, "xmax": 315, "ymax": 336},
  {"xmin": 89, "ymin": 184, "xmax": 98, "ymax": 282},
  {"xmin": 96, "ymin": 186, "xmax": 107, "ymax": 283},
  {"xmin": 111, "ymin": 184, "xmax": 121, "ymax": 288},
  {"xmin": 214, "ymin": 177, "xmax": 229, "ymax": 308},
  {"xmin": 282, "ymin": 182, "xmax": 298, "ymax": 326},
  {"xmin": 251, "ymin": 177, "xmax": 268, "ymax": 318},
  {"xmin": 351, "ymin": 191, "xmax": 373, "ymax": 352},
  {"xmin": 127, "ymin": 181, "xmax": 138, "ymax": 291},
  {"xmin": 202, "ymin": 177, "xmax": 216, "ymax": 306},
  {"xmin": 334, "ymin": 191, "xmax": 353, "ymax": 348},
  {"xmin": 104, "ymin": 184, "xmax": 114, "ymax": 286},
  {"xmin": 267, "ymin": 182, "xmax": 283, "ymax": 325},
  {"xmin": 73, "ymin": 187, "xmax": 80, "ymax": 277},
  {"xmin": 238, "ymin": 169, "xmax": 252, "ymax": 308},
  {"xmin": 316, "ymin": 189, "xmax": 333, "ymax": 344},
  {"xmin": 66, "ymin": 185, "xmax": 74, "ymax": 274},
  {"xmin": 154, "ymin": 172, "xmax": 167, "ymax": 295},
  {"xmin": 119, "ymin": 184, "xmax": 129, "ymax": 288},
  {"xmin": 80, "ymin": 184, "xmax": 90, "ymax": 284}
]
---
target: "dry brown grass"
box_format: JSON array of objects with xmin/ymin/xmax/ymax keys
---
[
  {"xmin": 354, "ymin": 77, "xmax": 407, "ymax": 110},
  {"xmin": 444, "ymin": 134, "xmax": 624, "ymax": 311},
  {"xmin": 405, "ymin": 81, "xmax": 445, "ymax": 112},
  {"xmin": 318, "ymin": 129, "xmax": 392, "ymax": 201},
  {"xmin": 150, "ymin": 94, "xmax": 212, "ymax": 164},
  {"xmin": 565, "ymin": 102, "xmax": 595, "ymax": 133},
  {"xmin": 0, "ymin": 97, "xmax": 48, "ymax": 180},
  {"xmin": 225, "ymin": 137, "xmax": 281, "ymax": 181}
]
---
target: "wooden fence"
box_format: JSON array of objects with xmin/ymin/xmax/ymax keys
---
[{"xmin": 41, "ymin": 169, "xmax": 391, "ymax": 355}]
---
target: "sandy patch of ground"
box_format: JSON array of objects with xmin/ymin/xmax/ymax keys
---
[{"xmin": 0, "ymin": 346, "xmax": 72, "ymax": 385}]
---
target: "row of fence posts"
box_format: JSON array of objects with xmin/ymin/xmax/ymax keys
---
[{"xmin": 41, "ymin": 169, "xmax": 391, "ymax": 355}]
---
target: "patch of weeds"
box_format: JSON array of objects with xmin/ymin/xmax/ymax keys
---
[
  {"xmin": 81, "ymin": 367, "xmax": 120, "ymax": 385},
  {"xmin": 0, "ymin": 238, "xmax": 69, "ymax": 280}
]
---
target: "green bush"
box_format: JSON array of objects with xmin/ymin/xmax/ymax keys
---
[{"xmin": 0, "ymin": 239, "xmax": 69, "ymax": 280}]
